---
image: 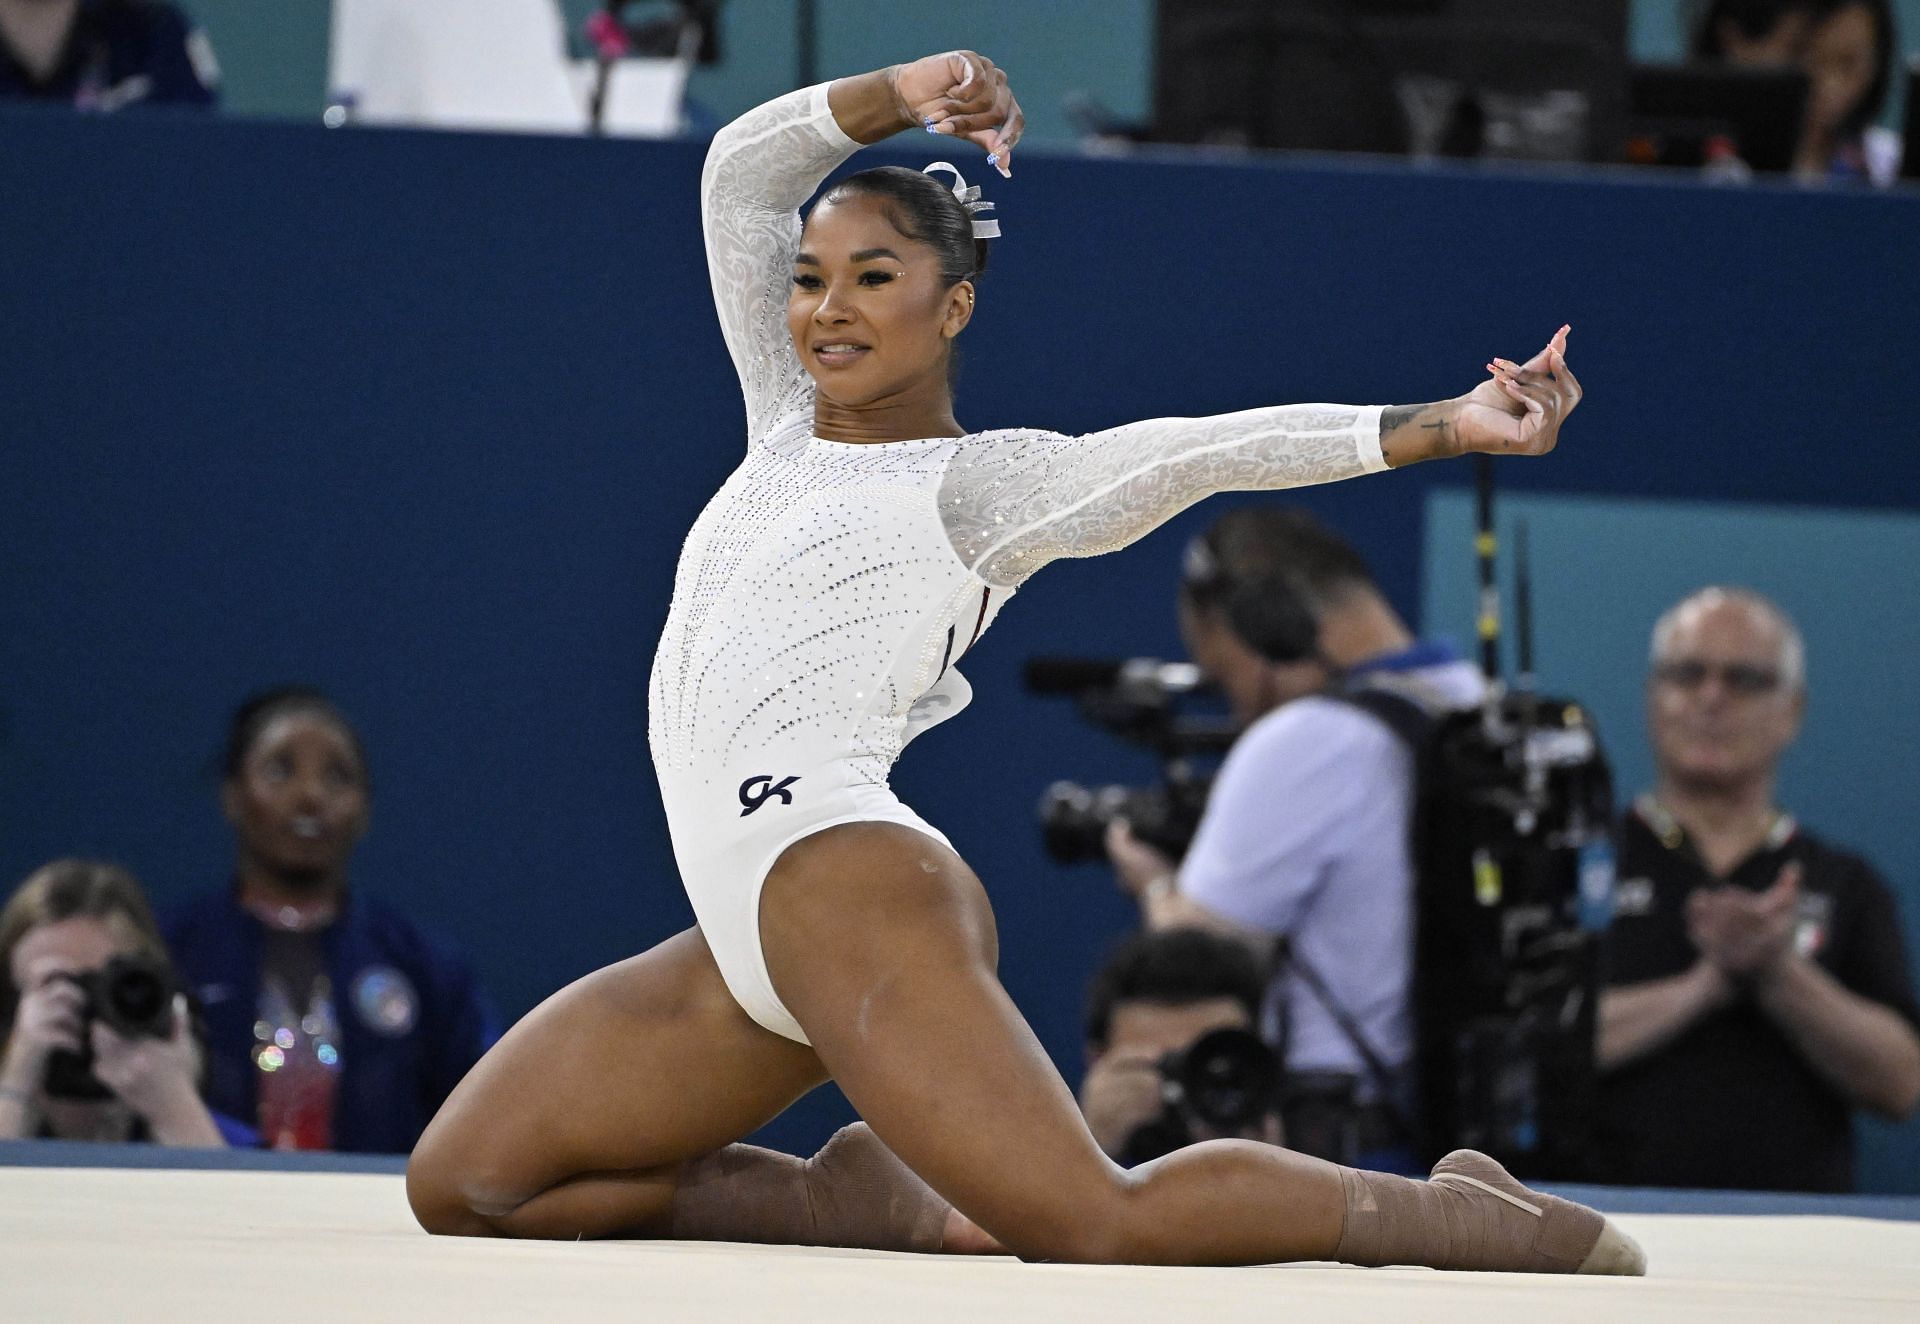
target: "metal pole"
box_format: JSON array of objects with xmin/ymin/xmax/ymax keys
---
[
  {"xmin": 1474, "ymin": 454, "xmax": 1500, "ymax": 681},
  {"xmin": 797, "ymin": 0, "xmax": 817, "ymax": 88},
  {"xmin": 1515, "ymin": 518, "xmax": 1534, "ymax": 694}
]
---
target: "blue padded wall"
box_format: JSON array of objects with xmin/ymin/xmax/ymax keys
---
[{"xmin": 3, "ymin": 102, "xmax": 1916, "ymax": 1169}]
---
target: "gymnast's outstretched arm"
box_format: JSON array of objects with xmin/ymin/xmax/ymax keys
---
[{"xmin": 945, "ymin": 330, "xmax": 1582, "ymax": 587}]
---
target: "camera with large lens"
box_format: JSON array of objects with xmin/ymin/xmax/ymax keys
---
[
  {"xmin": 43, "ymin": 953, "xmax": 177, "ymax": 1100},
  {"xmin": 1038, "ymin": 780, "xmax": 1211, "ymax": 865},
  {"xmin": 1025, "ymin": 657, "xmax": 1235, "ymax": 865},
  {"xmin": 1117, "ymin": 1027, "xmax": 1281, "ymax": 1166}
]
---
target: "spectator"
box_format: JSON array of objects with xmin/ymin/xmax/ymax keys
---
[
  {"xmin": 1080, "ymin": 927, "xmax": 1275, "ymax": 1164},
  {"xmin": 1793, "ymin": 1, "xmax": 1900, "ymax": 184},
  {"xmin": 163, "ymin": 687, "xmax": 499, "ymax": 1154},
  {"xmin": 0, "ymin": 0, "xmax": 218, "ymax": 110},
  {"xmin": 1691, "ymin": 0, "xmax": 1902, "ymax": 184},
  {"xmin": 1595, "ymin": 587, "xmax": 1920, "ymax": 1191},
  {"xmin": 1104, "ymin": 508, "xmax": 1485, "ymax": 1168},
  {"xmin": 0, "ymin": 858, "xmax": 252, "ymax": 1147}
]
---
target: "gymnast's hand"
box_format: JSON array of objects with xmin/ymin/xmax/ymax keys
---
[
  {"xmin": 890, "ymin": 51, "xmax": 1025, "ymax": 177},
  {"xmin": 1379, "ymin": 326, "xmax": 1582, "ymax": 466},
  {"xmin": 1454, "ymin": 325, "xmax": 1583, "ymax": 456}
]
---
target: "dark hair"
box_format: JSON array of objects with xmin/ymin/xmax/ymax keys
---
[
  {"xmin": 1691, "ymin": 0, "xmax": 1895, "ymax": 138},
  {"xmin": 817, "ymin": 165, "xmax": 990, "ymax": 287},
  {"xmin": 1691, "ymin": 0, "xmax": 1819, "ymax": 57},
  {"xmin": 1182, "ymin": 507, "xmax": 1376, "ymax": 620},
  {"xmin": 1085, "ymin": 927, "xmax": 1265, "ymax": 1051},
  {"xmin": 221, "ymin": 686, "xmax": 368, "ymax": 786}
]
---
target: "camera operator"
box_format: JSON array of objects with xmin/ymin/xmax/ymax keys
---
[
  {"xmin": 1080, "ymin": 926, "xmax": 1280, "ymax": 1163},
  {"xmin": 0, "ymin": 858, "xmax": 251, "ymax": 1147},
  {"xmin": 1105, "ymin": 508, "xmax": 1485, "ymax": 1168}
]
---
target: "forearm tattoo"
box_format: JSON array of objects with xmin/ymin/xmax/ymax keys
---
[
  {"xmin": 1380, "ymin": 403, "xmax": 1454, "ymax": 467},
  {"xmin": 1381, "ymin": 404, "xmax": 1423, "ymax": 434}
]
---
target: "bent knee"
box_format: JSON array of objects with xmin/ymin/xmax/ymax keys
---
[
  {"xmin": 405, "ymin": 1137, "xmax": 546, "ymax": 1239},
  {"xmin": 406, "ymin": 1149, "xmax": 494, "ymax": 1237}
]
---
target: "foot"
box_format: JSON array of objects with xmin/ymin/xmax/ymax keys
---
[{"xmin": 1428, "ymin": 1150, "xmax": 1646, "ymax": 1276}]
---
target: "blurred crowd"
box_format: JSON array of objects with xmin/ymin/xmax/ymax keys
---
[
  {"xmin": 1084, "ymin": 509, "xmax": 1920, "ymax": 1193},
  {"xmin": 0, "ymin": 1, "xmax": 1909, "ymax": 186},
  {"xmin": 1692, "ymin": 0, "xmax": 1904, "ymax": 183},
  {"xmin": 0, "ymin": 0, "xmax": 217, "ymax": 109},
  {"xmin": 1, "ymin": 689, "xmax": 497, "ymax": 1154}
]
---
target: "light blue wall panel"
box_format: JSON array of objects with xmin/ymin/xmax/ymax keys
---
[{"xmin": 1423, "ymin": 488, "xmax": 1920, "ymax": 1193}]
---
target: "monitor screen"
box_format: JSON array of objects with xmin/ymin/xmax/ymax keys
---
[{"xmin": 1627, "ymin": 63, "xmax": 1811, "ymax": 174}]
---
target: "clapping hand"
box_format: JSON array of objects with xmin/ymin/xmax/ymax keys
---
[{"xmin": 1687, "ymin": 861, "xmax": 1803, "ymax": 983}]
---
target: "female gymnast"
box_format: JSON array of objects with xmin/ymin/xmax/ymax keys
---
[{"xmin": 407, "ymin": 50, "xmax": 1641, "ymax": 1274}]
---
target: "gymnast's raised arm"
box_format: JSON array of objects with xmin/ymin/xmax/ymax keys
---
[
  {"xmin": 700, "ymin": 54, "xmax": 1024, "ymax": 445},
  {"xmin": 946, "ymin": 328, "xmax": 1583, "ymax": 587}
]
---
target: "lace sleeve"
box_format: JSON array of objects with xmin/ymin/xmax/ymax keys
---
[
  {"xmin": 940, "ymin": 404, "xmax": 1387, "ymax": 588},
  {"xmin": 701, "ymin": 84, "xmax": 860, "ymax": 445}
]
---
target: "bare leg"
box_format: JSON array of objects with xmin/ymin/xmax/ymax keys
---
[
  {"xmin": 760, "ymin": 823, "xmax": 1640, "ymax": 1270},
  {"xmin": 758, "ymin": 823, "xmax": 1345, "ymax": 1265},
  {"xmin": 407, "ymin": 927, "xmax": 827, "ymax": 1239},
  {"xmin": 409, "ymin": 923, "xmax": 1002, "ymax": 1252}
]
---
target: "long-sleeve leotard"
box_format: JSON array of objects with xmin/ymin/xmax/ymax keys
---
[
  {"xmin": 649, "ymin": 81, "xmax": 1395, "ymax": 1042},
  {"xmin": 651, "ymin": 82, "xmax": 1385, "ymax": 795}
]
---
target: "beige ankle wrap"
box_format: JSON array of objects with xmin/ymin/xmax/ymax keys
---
[
  {"xmin": 1334, "ymin": 1150, "xmax": 1644, "ymax": 1275},
  {"xmin": 668, "ymin": 1123, "xmax": 951, "ymax": 1254}
]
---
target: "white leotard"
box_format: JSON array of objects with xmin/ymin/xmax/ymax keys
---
[{"xmin": 649, "ymin": 84, "xmax": 1388, "ymax": 1043}]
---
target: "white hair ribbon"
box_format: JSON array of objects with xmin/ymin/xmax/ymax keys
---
[{"xmin": 921, "ymin": 161, "xmax": 1001, "ymax": 240}]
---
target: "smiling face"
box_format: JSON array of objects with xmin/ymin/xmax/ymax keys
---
[
  {"xmin": 787, "ymin": 193, "xmax": 974, "ymax": 410},
  {"xmin": 222, "ymin": 712, "xmax": 369, "ymax": 886}
]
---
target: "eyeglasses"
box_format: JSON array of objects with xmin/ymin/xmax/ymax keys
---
[{"xmin": 1651, "ymin": 659, "xmax": 1783, "ymax": 697}]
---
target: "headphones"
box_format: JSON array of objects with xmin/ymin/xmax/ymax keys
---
[{"xmin": 1181, "ymin": 529, "xmax": 1321, "ymax": 665}]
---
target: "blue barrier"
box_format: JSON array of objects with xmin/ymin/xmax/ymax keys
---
[{"xmin": 3, "ymin": 104, "xmax": 1916, "ymax": 1176}]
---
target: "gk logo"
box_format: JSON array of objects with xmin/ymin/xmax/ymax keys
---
[{"xmin": 738, "ymin": 774, "xmax": 800, "ymax": 817}]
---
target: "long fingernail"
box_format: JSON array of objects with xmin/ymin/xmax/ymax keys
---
[
  {"xmin": 923, "ymin": 116, "xmax": 937, "ymax": 131},
  {"xmin": 993, "ymin": 152, "xmax": 1011, "ymax": 178}
]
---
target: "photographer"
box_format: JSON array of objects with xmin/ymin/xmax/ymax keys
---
[
  {"xmin": 1106, "ymin": 508, "xmax": 1484, "ymax": 1166},
  {"xmin": 1080, "ymin": 926, "xmax": 1278, "ymax": 1163},
  {"xmin": 0, "ymin": 858, "xmax": 251, "ymax": 1147}
]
